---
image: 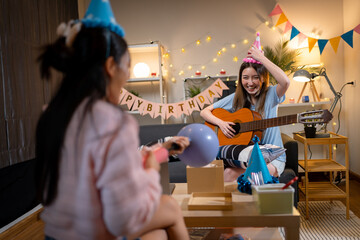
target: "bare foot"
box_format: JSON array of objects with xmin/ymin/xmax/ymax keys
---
[{"xmin": 224, "ymin": 168, "xmax": 246, "ymax": 182}]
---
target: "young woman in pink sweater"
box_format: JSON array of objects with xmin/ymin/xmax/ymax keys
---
[{"xmin": 35, "ymin": 3, "xmax": 189, "ymax": 239}]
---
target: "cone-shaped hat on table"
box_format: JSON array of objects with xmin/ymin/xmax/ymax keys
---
[
  {"xmin": 243, "ymin": 136, "xmax": 273, "ymax": 183},
  {"xmin": 243, "ymin": 32, "xmax": 262, "ymax": 64},
  {"xmin": 81, "ymin": 0, "xmax": 125, "ymax": 37}
]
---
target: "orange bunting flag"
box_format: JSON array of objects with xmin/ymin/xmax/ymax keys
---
[
  {"xmin": 269, "ymin": 4, "xmax": 283, "ymax": 16},
  {"xmin": 308, "ymin": 37, "xmax": 318, "ymax": 52},
  {"xmin": 275, "ymin": 13, "xmax": 288, "ymax": 27},
  {"xmin": 329, "ymin": 36, "xmax": 341, "ymax": 53}
]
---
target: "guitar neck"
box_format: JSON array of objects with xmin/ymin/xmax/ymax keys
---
[{"xmin": 240, "ymin": 114, "xmax": 298, "ymax": 132}]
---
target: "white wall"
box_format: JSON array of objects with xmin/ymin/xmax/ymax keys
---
[
  {"xmin": 80, "ymin": 0, "xmax": 359, "ymax": 174},
  {"xmin": 343, "ymin": 0, "xmax": 360, "ymax": 176}
]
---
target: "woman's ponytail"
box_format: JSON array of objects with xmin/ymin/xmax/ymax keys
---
[{"xmin": 37, "ymin": 37, "xmax": 72, "ymax": 79}]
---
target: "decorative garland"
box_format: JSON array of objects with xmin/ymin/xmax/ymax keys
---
[
  {"xmin": 270, "ymin": 4, "xmax": 360, "ymax": 54},
  {"xmin": 120, "ymin": 78, "xmax": 229, "ymax": 119}
]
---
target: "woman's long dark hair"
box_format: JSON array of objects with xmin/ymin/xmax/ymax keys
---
[
  {"xmin": 232, "ymin": 61, "xmax": 269, "ymax": 115},
  {"xmin": 35, "ymin": 26, "xmax": 128, "ymax": 205}
]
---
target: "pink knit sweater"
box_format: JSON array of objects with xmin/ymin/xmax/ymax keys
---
[{"xmin": 41, "ymin": 100, "xmax": 162, "ymax": 240}]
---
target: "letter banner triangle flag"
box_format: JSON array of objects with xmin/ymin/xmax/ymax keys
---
[
  {"xmin": 275, "ymin": 13, "xmax": 288, "ymax": 26},
  {"xmin": 308, "ymin": 37, "xmax": 318, "ymax": 52},
  {"xmin": 341, "ymin": 30, "xmax": 354, "ymax": 48},
  {"xmin": 318, "ymin": 39, "xmax": 329, "ymax": 55},
  {"xmin": 329, "ymin": 36, "xmax": 341, "ymax": 53},
  {"xmin": 290, "ymin": 26, "xmax": 300, "ymax": 40},
  {"xmin": 269, "ymin": 4, "xmax": 283, "ymax": 17},
  {"xmin": 354, "ymin": 24, "xmax": 360, "ymax": 34}
]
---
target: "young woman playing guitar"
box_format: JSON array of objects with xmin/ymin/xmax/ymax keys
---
[{"xmin": 200, "ymin": 42, "xmax": 290, "ymax": 178}]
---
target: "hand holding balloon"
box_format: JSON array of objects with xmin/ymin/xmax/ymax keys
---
[
  {"xmin": 142, "ymin": 124, "xmax": 219, "ymax": 168},
  {"xmin": 142, "ymin": 136, "xmax": 190, "ymax": 166},
  {"xmin": 163, "ymin": 136, "xmax": 190, "ymax": 156},
  {"xmin": 177, "ymin": 123, "xmax": 219, "ymax": 167}
]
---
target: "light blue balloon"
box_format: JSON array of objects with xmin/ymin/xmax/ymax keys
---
[{"xmin": 177, "ymin": 123, "xmax": 219, "ymax": 167}]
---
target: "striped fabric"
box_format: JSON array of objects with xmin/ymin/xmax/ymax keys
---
[{"xmin": 280, "ymin": 201, "xmax": 360, "ymax": 239}]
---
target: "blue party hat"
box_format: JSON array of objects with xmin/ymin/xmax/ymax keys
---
[
  {"xmin": 81, "ymin": 0, "xmax": 125, "ymax": 37},
  {"xmin": 243, "ymin": 136, "xmax": 272, "ymax": 183}
]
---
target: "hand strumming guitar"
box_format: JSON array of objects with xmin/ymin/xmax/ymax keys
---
[{"xmin": 217, "ymin": 120, "xmax": 236, "ymax": 138}]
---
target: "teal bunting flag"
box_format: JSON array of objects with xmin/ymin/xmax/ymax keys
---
[
  {"xmin": 318, "ymin": 39, "xmax": 329, "ymax": 54},
  {"xmin": 269, "ymin": 4, "xmax": 359, "ymax": 55},
  {"xmin": 290, "ymin": 26, "xmax": 300, "ymax": 40},
  {"xmin": 341, "ymin": 30, "xmax": 354, "ymax": 48}
]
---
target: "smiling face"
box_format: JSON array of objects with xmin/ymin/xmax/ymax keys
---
[
  {"xmin": 106, "ymin": 51, "xmax": 131, "ymax": 104},
  {"xmin": 241, "ymin": 66, "xmax": 263, "ymax": 96}
]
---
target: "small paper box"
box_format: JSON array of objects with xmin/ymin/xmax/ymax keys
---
[
  {"xmin": 188, "ymin": 192, "xmax": 232, "ymax": 210},
  {"xmin": 252, "ymin": 183, "xmax": 294, "ymax": 214},
  {"xmin": 187, "ymin": 160, "xmax": 224, "ymax": 194}
]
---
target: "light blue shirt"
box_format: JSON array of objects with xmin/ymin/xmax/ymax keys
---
[{"xmin": 213, "ymin": 85, "xmax": 286, "ymax": 170}]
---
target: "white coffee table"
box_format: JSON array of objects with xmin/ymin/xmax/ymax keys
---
[{"xmin": 172, "ymin": 183, "xmax": 300, "ymax": 240}]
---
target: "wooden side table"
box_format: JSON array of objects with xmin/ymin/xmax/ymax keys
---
[{"xmin": 293, "ymin": 132, "xmax": 349, "ymax": 219}]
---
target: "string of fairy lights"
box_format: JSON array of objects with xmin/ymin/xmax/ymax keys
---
[{"xmin": 160, "ymin": 19, "xmax": 281, "ymax": 83}]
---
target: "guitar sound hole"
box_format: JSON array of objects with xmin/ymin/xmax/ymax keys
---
[{"xmin": 231, "ymin": 123, "xmax": 241, "ymax": 134}]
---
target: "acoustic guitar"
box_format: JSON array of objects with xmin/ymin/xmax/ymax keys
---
[{"xmin": 205, "ymin": 108, "xmax": 333, "ymax": 146}]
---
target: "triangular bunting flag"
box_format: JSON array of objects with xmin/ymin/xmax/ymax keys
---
[
  {"xmin": 341, "ymin": 30, "xmax": 354, "ymax": 48},
  {"xmin": 318, "ymin": 39, "xmax": 329, "ymax": 55},
  {"xmin": 185, "ymin": 98, "xmax": 200, "ymax": 115},
  {"xmin": 297, "ymin": 33, "xmax": 307, "ymax": 46},
  {"xmin": 131, "ymin": 97, "xmax": 145, "ymax": 111},
  {"xmin": 165, "ymin": 104, "xmax": 177, "ymax": 119},
  {"xmin": 119, "ymin": 88, "xmax": 127, "ymax": 103},
  {"xmin": 329, "ymin": 36, "xmax": 341, "ymax": 53},
  {"xmin": 142, "ymin": 101, "xmax": 156, "ymax": 118},
  {"xmin": 308, "ymin": 37, "xmax": 318, "ymax": 52},
  {"xmin": 120, "ymin": 92, "xmax": 135, "ymax": 109},
  {"xmin": 269, "ymin": 4, "xmax": 283, "ymax": 17},
  {"xmin": 290, "ymin": 26, "xmax": 300, "ymax": 40},
  {"xmin": 284, "ymin": 21, "xmax": 292, "ymax": 33},
  {"xmin": 213, "ymin": 78, "xmax": 229, "ymax": 95},
  {"xmin": 195, "ymin": 94, "xmax": 211, "ymax": 109},
  {"xmin": 207, "ymin": 85, "xmax": 221, "ymax": 100},
  {"xmin": 354, "ymin": 24, "xmax": 360, "ymax": 34},
  {"xmin": 175, "ymin": 101, "xmax": 186, "ymax": 118},
  {"xmin": 275, "ymin": 13, "xmax": 288, "ymax": 27}
]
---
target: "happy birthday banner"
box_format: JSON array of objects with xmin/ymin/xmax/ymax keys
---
[
  {"xmin": 270, "ymin": 4, "xmax": 360, "ymax": 54},
  {"xmin": 119, "ymin": 78, "xmax": 229, "ymax": 119}
]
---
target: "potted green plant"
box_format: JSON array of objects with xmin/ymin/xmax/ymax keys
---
[
  {"xmin": 186, "ymin": 85, "xmax": 202, "ymax": 98},
  {"xmin": 263, "ymin": 39, "xmax": 300, "ymax": 85},
  {"xmin": 129, "ymin": 89, "xmax": 141, "ymax": 98}
]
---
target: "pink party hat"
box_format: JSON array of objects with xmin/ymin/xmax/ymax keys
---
[{"xmin": 243, "ymin": 32, "xmax": 262, "ymax": 64}]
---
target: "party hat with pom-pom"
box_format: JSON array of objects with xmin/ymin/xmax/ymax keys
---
[
  {"xmin": 243, "ymin": 32, "xmax": 262, "ymax": 64},
  {"xmin": 243, "ymin": 136, "xmax": 272, "ymax": 183},
  {"xmin": 81, "ymin": 0, "xmax": 125, "ymax": 37}
]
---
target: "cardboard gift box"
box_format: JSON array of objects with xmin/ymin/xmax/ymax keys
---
[
  {"xmin": 252, "ymin": 183, "xmax": 294, "ymax": 214},
  {"xmin": 186, "ymin": 160, "xmax": 224, "ymax": 194}
]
